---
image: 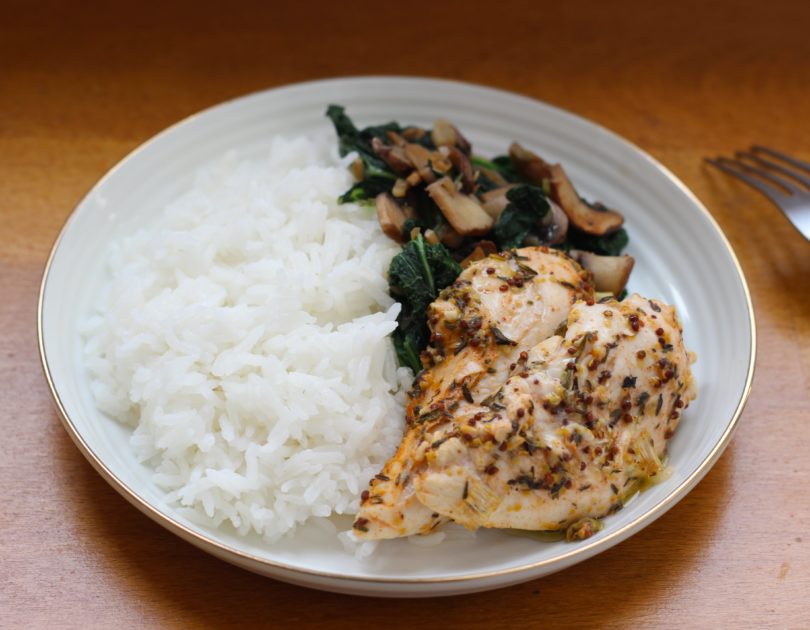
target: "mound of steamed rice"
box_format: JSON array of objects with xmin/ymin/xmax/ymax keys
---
[{"xmin": 82, "ymin": 134, "xmax": 410, "ymax": 542}]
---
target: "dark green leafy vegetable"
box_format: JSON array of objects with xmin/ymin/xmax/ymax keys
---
[
  {"xmin": 388, "ymin": 234, "xmax": 462, "ymax": 372},
  {"xmin": 493, "ymin": 185, "xmax": 550, "ymax": 249},
  {"xmin": 401, "ymin": 186, "xmax": 445, "ymax": 236},
  {"xmin": 338, "ymin": 177, "xmax": 394, "ymax": 204},
  {"xmin": 562, "ymin": 226, "xmax": 629, "ymax": 257},
  {"xmin": 471, "ymin": 155, "xmax": 521, "ymax": 184},
  {"xmin": 326, "ymin": 105, "xmax": 398, "ymax": 202},
  {"xmin": 326, "ymin": 104, "xmax": 398, "ymax": 169}
]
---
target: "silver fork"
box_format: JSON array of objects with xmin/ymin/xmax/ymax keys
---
[{"xmin": 706, "ymin": 146, "xmax": 810, "ymax": 241}]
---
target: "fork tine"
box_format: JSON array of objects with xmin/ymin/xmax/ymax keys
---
[
  {"xmin": 751, "ymin": 145, "xmax": 810, "ymax": 174},
  {"xmin": 736, "ymin": 150, "xmax": 810, "ymax": 189},
  {"xmin": 717, "ymin": 156, "xmax": 801, "ymax": 193},
  {"xmin": 705, "ymin": 157, "xmax": 789, "ymax": 205}
]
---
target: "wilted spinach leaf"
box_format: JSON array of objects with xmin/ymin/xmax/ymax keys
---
[
  {"xmin": 563, "ymin": 226, "xmax": 629, "ymax": 257},
  {"xmin": 493, "ymin": 185, "xmax": 550, "ymax": 250}
]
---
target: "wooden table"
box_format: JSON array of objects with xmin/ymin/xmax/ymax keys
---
[{"xmin": 3, "ymin": 1, "xmax": 809, "ymax": 626}]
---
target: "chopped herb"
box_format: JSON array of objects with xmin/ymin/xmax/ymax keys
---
[
  {"xmin": 417, "ymin": 409, "xmax": 444, "ymax": 423},
  {"xmin": 636, "ymin": 391, "xmax": 651, "ymax": 413},
  {"xmin": 517, "ymin": 262, "xmax": 538, "ymax": 279},
  {"xmin": 461, "ymin": 382, "xmax": 474, "ymax": 403},
  {"xmin": 622, "ymin": 376, "xmax": 637, "ymax": 388},
  {"xmin": 491, "ymin": 325, "xmax": 517, "ymax": 346},
  {"xmin": 550, "ymin": 478, "xmax": 567, "ymax": 497},
  {"xmin": 507, "ymin": 474, "xmax": 544, "ymax": 491}
]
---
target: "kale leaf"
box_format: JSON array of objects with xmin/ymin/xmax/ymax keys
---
[
  {"xmin": 326, "ymin": 105, "xmax": 397, "ymax": 202},
  {"xmin": 326, "ymin": 104, "xmax": 398, "ymax": 171},
  {"xmin": 493, "ymin": 185, "xmax": 550, "ymax": 250},
  {"xmin": 388, "ymin": 234, "xmax": 462, "ymax": 372}
]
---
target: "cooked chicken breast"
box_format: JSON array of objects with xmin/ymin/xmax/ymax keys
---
[
  {"xmin": 354, "ymin": 258, "xmax": 696, "ymax": 540},
  {"xmin": 354, "ymin": 247, "xmax": 593, "ymax": 539}
]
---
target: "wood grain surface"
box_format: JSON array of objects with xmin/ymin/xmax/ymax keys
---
[{"xmin": 3, "ymin": 0, "xmax": 809, "ymax": 627}]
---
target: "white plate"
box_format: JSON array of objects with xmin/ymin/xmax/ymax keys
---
[{"xmin": 38, "ymin": 77, "xmax": 755, "ymax": 597}]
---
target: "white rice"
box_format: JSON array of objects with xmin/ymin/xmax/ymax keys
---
[{"xmin": 82, "ymin": 134, "xmax": 410, "ymax": 542}]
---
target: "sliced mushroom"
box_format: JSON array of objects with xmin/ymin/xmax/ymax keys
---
[
  {"xmin": 392, "ymin": 178, "xmax": 409, "ymax": 198},
  {"xmin": 480, "ymin": 185, "xmax": 516, "ymax": 220},
  {"xmin": 453, "ymin": 125, "xmax": 472, "ymax": 155},
  {"xmin": 431, "ymin": 152, "xmax": 453, "ymax": 175},
  {"xmin": 385, "ymin": 131, "xmax": 407, "ymax": 147},
  {"xmin": 509, "ymin": 142, "xmax": 624, "ymax": 236},
  {"xmin": 403, "ymin": 143, "xmax": 437, "ymax": 184},
  {"xmin": 402, "ymin": 126, "xmax": 427, "ymax": 142},
  {"xmin": 431, "ymin": 119, "xmax": 458, "ymax": 148},
  {"xmin": 569, "ymin": 250, "xmax": 634, "ymax": 296},
  {"xmin": 434, "ymin": 222, "xmax": 464, "ymax": 249},
  {"xmin": 426, "ymin": 177, "xmax": 495, "ymax": 236},
  {"xmin": 539, "ymin": 199, "xmax": 569, "ymax": 244},
  {"xmin": 375, "ymin": 193, "xmax": 413, "ymax": 243},
  {"xmin": 448, "ymin": 147, "xmax": 476, "ymax": 193},
  {"xmin": 371, "ymin": 137, "xmax": 411, "ymax": 174},
  {"xmin": 549, "ymin": 164, "xmax": 624, "ymax": 235},
  {"xmin": 509, "ymin": 142, "xmax": 554, "ymax": 182}
]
